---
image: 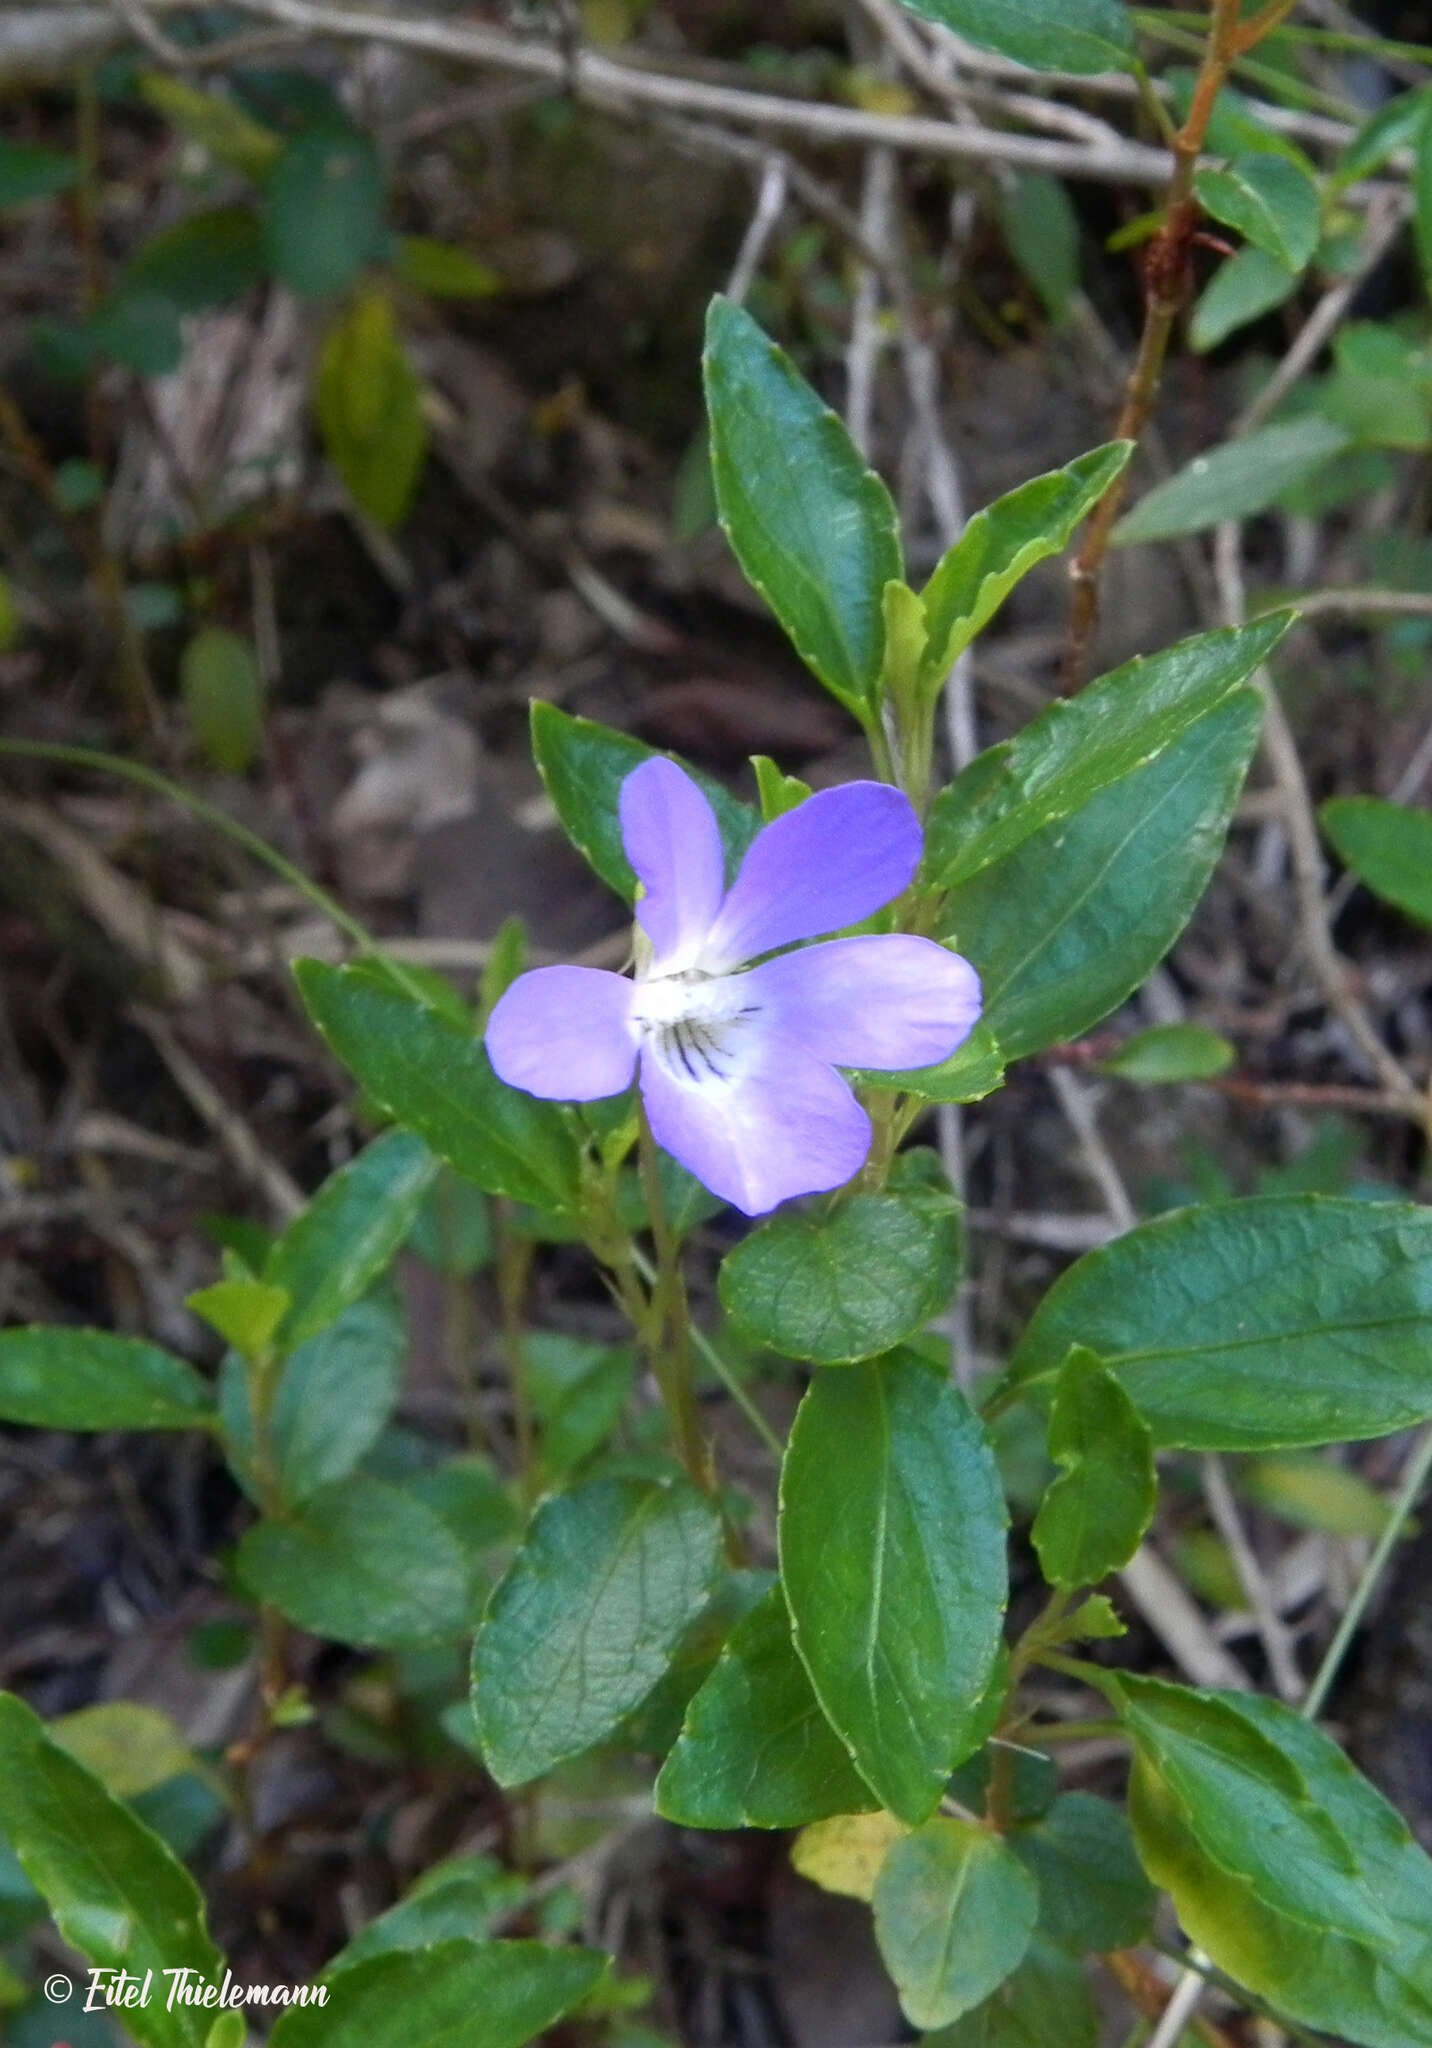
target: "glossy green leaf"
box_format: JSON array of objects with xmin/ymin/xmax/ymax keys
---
[
  {"xmin": 921, "ymin": 1937, "xmax": 1097, "ymax": 2048},
  {"xmin": 655, "ymin": 1585, "xmax": 875, "ymax": 1829},
  {"xmin": 1114, "ymin": 418, "xmax": 1350, "ymax": 544},
  {"xmin": 1191, "ymin": 243, "xmax": 1301, "ymax": 352},
  {"xmin": 780, "ymin": 1352, "xmax": 1007, "ymax": 1824},
  {"xmin": 918, "ymin": 444, "xmax": 1131, "ymax": 684},
  {"xmin": 264, "ymin": 128, "xmax": 384, "ymax": 298},
  {"xmin": 1195, "ymin": 154, "xmax": 1320, "ymax": 273},
  {"xmin": 139, "ymin": 72, "xmax": 281, "ymax": 178},
  {"xmin": 998, "ymin": 171, "xmax": 1080, "ymax": 324},
  {"xmin": 1010, "ymin": 1793, "xmax": 1155, "ymax": 1952},
  {"xmin": 616, "ymin": 1566, "xmax": 772, "ymax": 1756},
  {"xmin": 720, "ymin": 1168, "xmax": 961, "ymax": 1365},
  {"xmin": 853, "ymin": 1019, "xmax": 1006, "ymax": 1104},
  {"xmin": 330, "ymin": 1857, "xmax": 527, "ymax": 1969},
  {"xmin": 473, "ymin": 1476, "xmax": 722, "ymax": 1786},
  {"xmin": 1321, "ymin": 795, "xmax": 1432, "ymax": 928},
  {"xmin": 926, "ymin": 617, "xmax": 1285, "ymax": 889},
  {"xmin": 0, "ymin": 1327, "xmax": 214, "ymax": 1431},
  {"xmin": 237, "ymin": 1474, "xmax": 475, "ymax": 1647},
  {"xmin": 180, "ymin": 625, "xmax": 264, "ymax": 773},
  {"xmin": 1031, "ymin": 1347, "xmax": 1155, "ymax": 1589},
  {"xmin": 0, "ymin": 142, "xmax": 79, "ymax": 206},
  {"xmin": 315, "ymin": 288, "xmax": 427, "ymax": 528},
  {"xmin": 893, "ymin": 0, "xmax": 1135, "ymax": 73},
  {"xmin": 268, "ymin": 1297, "xmax": 407, "ymax": 1505},
  {"xmin": 1120, "ymin": 1676, "xmax": 1391, "ymax": 1945},
  {"xmin": 295, "ymin": 960, "xmax": 580, "ymax": 1213},
  {"xmin": 0, "ymin": 1692, "xmax": 224, "ymax": 2048},
  {"xmin": 268, "ymin": 1940, "xmax": 607, "ymax": 2048},
  {"xmin": 1130, "ymin": 1692, "xmax": 1432, "ymax": 2048},
  {"xmin": 1008, "ymin": 1195, "xmax": 1432, "ymax": 1450},
  {"xmin": 530, "ymin": 700, "xmax": 759, "ymax": 902},
  {"xmin": 873, "ymin": 1817, "xmax": 1038, "ymax": 2031},
  {"xmin": 123, "ymin": 206, "xmax": 267, "ymax": 310},
  {"xmin": 942, "ymin": 689, "xmax": 1262, "ymax": 1060},
  {"xmin": 266, "ymin": 1130, "xmax": 436, "ymax": 1349},
  {"xmin": 1100, "ymin": 1021, "xmax": 1235, "ymax": 1082},
  {"xmin": 704, "ymin": 295, "xmax": 902, "ymax": 715},
  {"xmin": 393, "ymin": 235, "xmax": 501, "ymax": 298}
]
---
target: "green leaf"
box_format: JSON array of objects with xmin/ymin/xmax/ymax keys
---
[
  {"xmin": 330, "ymin": 1856, "xmax": 528, "ymax": 1968},
  {"xmin": 1130, "ymin": 1692, "xmax": 1432, "ymax": 2048},
  {"xmin": 1113, "ymin": 418, "xmax": 1351, "ymax": 544},
  {"xmin": 1334, "ymin": 87, "xmax": 1432, "ymax": 191},
  {"xmin": 85, "ymin": 289, "xmax": 184, "ymax": 378},
  {"xmin": 780, "ymin": 1352, "xmax": 1007, "ymax": 1824},
  {"xmin": 49, "ymin": 1704, "xmax": 201, "ymax": 1801},
  {"xmin": 1031, "ymin": 1347, "xmax": 1155, "ymax": 1589},
  {"xmin": 719, "ymin": 1171, "xmax": 961, "ymax": 1365},
  {"xmin": 123, "ymin": 207, "xmax": 267, "ymax": 311},
  {"xmin": 941, "ymin": 689, "xmax": 1263, "ymax": 1060},
  {"xmin": 892, "ymin": 0, "xmax": 1135, "ymax": 73},
  {"xmin": 1007, "ymin": 1195, "xmax": 1432, "ymax": 1451},
  {"xmin": 1321, "ymin": 795, "xmax": 1432, "ymax": 928},
  {"xmin": 188, "ymin": 1276, "xmax": 290, "ymax": 1361},
  {"xmin": 704, "ymin": 295, "xmax": 902, "ymax": 716},
  {"xmin": 407, "ymin": 1169, "xmax": 493, "ymax": 1275},
  {"xmin": 267, "ymin": 1940, "xmax": 608, "ymax": 2048},
  {"xmin": 315, "ymin": 288, "xmax": 427, "ymax": 528},
  {"xmin": 266, "ymin": 1130, "xmax": 436, "ymax": 1349},
  {"xmin": 1241, "ymin": 1452, "xmax": 1398, "ymax": 1539},
  {"xmin": 873, "ymin": 1817, "xmax": 1039, "ymax": 2031},
  {"xmin": 918, "ymin": 444, "xmax": 1131, "ymax": 683},
  {"xmin": 654, "ymin": 1585, "xmax": 876, "ymax": 1829},
  {"xmin": 530, "ymin": 701, "xmax": 759, "ymax": 902},
  {"xmin": 751, "ymin": 754, "xmax": 812, "ymax": 820},
  {"xmin": 1191, "ymin": 244, "xmax": 1301, "ymax": 353},
  {"xmin": 921, "ymin": 1937, "xmax": 1097, "ymax": 2048},
  {"xmin": 998, "ymin": 171, "xmax": 1080, "ymax": 324},
  {"xmin": 525, "ymin": 1332, "xmax": 635, "ymax": 1481},
  {"xmin": 1100, "ymin": 1021, "xmax": 1235, "ymax": 1082},
  {"xmin": 0, "ymin": 142, "xmax": 79, "ymax": 206},
  {"xmin": 0, "ymin": 1692, "xmax": 225, "ymax": 2048},
  {"xmin": 1010, "ymin": 1793, "xmax": 1155, "ymax": 1952},
  {"xmin": 926, "ymin": 617, "xmax": 1286, "ymax": 889},
  {"xmin": 853, "ymin": 1019, "xmax": 1006, "ymax": 1103},
  {"xmin": 263, "ymin": 1297, "xmax": 407, "ymax": 1505},
  {"xmin": 1417, "ymin": 113, "xmax": 1432, "ymax": 291},
  {"xmin": 0, "ymin": 1327, "xmax": 214, "ymax": 1430},
  {"xmin": 180, "ymin": 626, "xmax": 264, "ymax": 773},
  {"xmin": 1118, "ymin": 1675, "xmax": 1390, "ymax": 1945},
  {"xmin": 295, "ymin": 960, "xmax": 580, "ymax": 1213},
  {"xmin": 1195, "ymin": 154, "xmax": 1320, "ymax": 273},
  {"xmin": 472, "ymin": 1476, "xmax": 722, "ymax": 1786},
  {"xmin": 263, "ymin": 127, "xmax": 384, "ymax": 299},
  {"xmin": 139, "ymin": 72, "xmax": 282, "ymax": 178},
  {"xmin": 237, "ymin": 1474, "xmax": 475, "ymax": 1647},
  {"xmin": 393, "ymin": 235, "xmax": 501, "ymax": 298}
]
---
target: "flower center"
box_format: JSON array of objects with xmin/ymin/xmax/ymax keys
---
[{"xmin": 629, "ymin": 970, "xmax": 760, "ymax": 1086}]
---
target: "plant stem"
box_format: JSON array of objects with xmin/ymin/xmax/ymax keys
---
[
  {"xmin": 494, "ymin": 1205, "xmax": 538, "ymax": 1502},
  {"xmin": 634, "ymin": 1109, "xmax": 723, "ymax": 1516},
  {"xmin": 629, "ymin": 1245, "xmax": 785, "ymax": 1461}
]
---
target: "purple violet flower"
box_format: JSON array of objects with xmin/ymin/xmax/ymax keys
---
[{"xmin": 485, "ymin": 758, "xmax": 981, "ymax": 1216}]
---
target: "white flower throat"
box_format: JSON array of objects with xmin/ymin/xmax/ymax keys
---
[{"xmin": 629, "ymin": 968, "xmax": 761, "ymax": 1086}]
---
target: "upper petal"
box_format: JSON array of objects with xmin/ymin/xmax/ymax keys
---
[
  {"xmin": 638, "ymin": 1029, "xmax": 871, "ymax": 1217},
  {"xmin": 743, "ymin": 936, "xmax": 982, "ymax": 1071},
  {"xmin": 485, "ymin": 966, "xmax": 637, "ymax": 1101},
  {"xmin": 702, "ymin": 781, "xmax": 921, "ymax": 969},
  {"xmin": 619, "ymin": 757, "xmax": 726, "ymax": 971}
]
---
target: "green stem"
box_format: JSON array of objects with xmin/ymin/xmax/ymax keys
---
[
  {"xmin": 629, "ymin": 1244, "xmax": 784, "ymax": 1461},
  {"xmin": 0, "ymin": 739, "xmax": 435, "ymax": 1006},
  {"xmin": 1301, "ymin": 1422, "xmax": 1432, "ymax": 1722},
  {"xmin": 635, "ymin": 1108, "xmax": 719, "ymax": 1507},
  {"xmin": 494, "ymin": 1205, "xmax": 538, "ymax": 1503}
]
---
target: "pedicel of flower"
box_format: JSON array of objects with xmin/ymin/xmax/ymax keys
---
[{"xmin": 485, "ymin": 757, "xmax": 981, "ymax": 1216}]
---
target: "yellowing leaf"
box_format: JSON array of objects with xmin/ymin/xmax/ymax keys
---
[
  {"xmin": 50, "ymin": 1703, "xmax": 200, "ymax": 1799},
  {"xmin": 791, "ymin": 1810, "xmax": 910, "ymax": 1901}
]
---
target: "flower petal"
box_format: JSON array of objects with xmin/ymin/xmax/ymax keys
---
[
  {"xmin": 743, "ymin": 936, "xmax": 982, "ymax": 1071},
  {"xmin": 485, "ymin": 966, "xmax": 637, "ymax": 1101},
  {"xmin": 703, "ymin": 781, "xmax": 921, "ymax": 968},
  {"xmin": 619, "ymin": 757, "xmax": 726, "ymax": 970},
  {"xmin": 638, "ymin": 1029, "xmax": 871, "ymax": 1217}
]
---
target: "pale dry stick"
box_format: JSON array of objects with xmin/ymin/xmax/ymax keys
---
[
  {"xmin": 1265, "ymin": 585, "xmax": 1432, "ymax": 622},
  {"xmin": 1048, "ymin": 1067, "xmax": 1137, "ymax": 1232},
  {"xmin": 722, "ymin": 152, "xmax": 789, "ymax": 308},
  {"xmin": 1214, "ymin": 520, "xmax": 1419, "ymax": 1105},
  {"xmin": 1119, "ymin": 1543, "xmax": 1253, "ymax": 1690},
  {"xmin": 129, "ymin": 1005, "xmax": 304, "ymax": 1221},
  {"xmin": 845, "ymin": 145, "xmax": 898, "ymax": 461},
  {"xmin": 1200, "ymin": 1451, "xmax": 1304, "ymax": 1703},
  {"xmin": 1146, "ymin": 1961, "xmax": 1216, "ymax": 2048}
]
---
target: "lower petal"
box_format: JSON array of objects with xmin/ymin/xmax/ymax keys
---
[
  {"xmin": 743, "ymin": 936, "xmax": 982, "ymax": 1071},
  {"xmin": 639, "ymin": 1030, "xmax": 871, "ymax": 1217},
  {"xmin": 485, "ymin": 966, "xmax": 637, "ymax": 1101}
]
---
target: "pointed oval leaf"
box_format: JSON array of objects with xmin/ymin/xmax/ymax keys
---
[
  {"xmin": 704, "ymin": 296, "xmax": 902, "ymax": 716},
  {"xmin": 263, "ymin": 127, "xmax": 384, "ymax": 299},
  {"xmin": 893, "ymin": 0, "xmax": 1135, "ymax": 74},
  {"xmin": 1008, "ymin": 1195, "xmax": 1432, "ymax": 1450},
  {"xmin": 473, "ymin": 1475, "xmax": 722, "ymax": 1787},
  {"xmin": 1191, "ymin": 243, "xmax": 1301, "ymax": 353},
  {"xmin": 0, "ymin": 1327, "xmax": 214, "ymax": 1431},
  {"xmin": 1321, "ymin": 795, "xmax": 1432, "ymax": 929},
  {"xmin": 315, "ymin": 289, "xmax": 427, "ymax": 528},
  {"xmin": 779, "ymin": 1352, "xmax": 1007, "ymax": 1825},
  {"xmin": 1195, "ymin": 154, "xmax": 1320, "ymax": 274},
  {"xmin": 873, "ymin": 1817, "xmax": 1038, "ymax": 2032},
  {"xmin": 1113, "ymin": 418, "xmax": 1350, "ymax": 545},
  {"xmin": 1100, "ymin": 1021, "xmax": 1235, "ymax": 1082},
  {"xmin": 266, "ymin": 1129, "xmax": 437, "ymax": 1348},
  {"xmin": 1031, "ymin": 1346, "xmax": 1155, "ymax": 1589},
  {"xmin": 267, "ymin": 1940, "xmax": 608, "ymax": 2048}
]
